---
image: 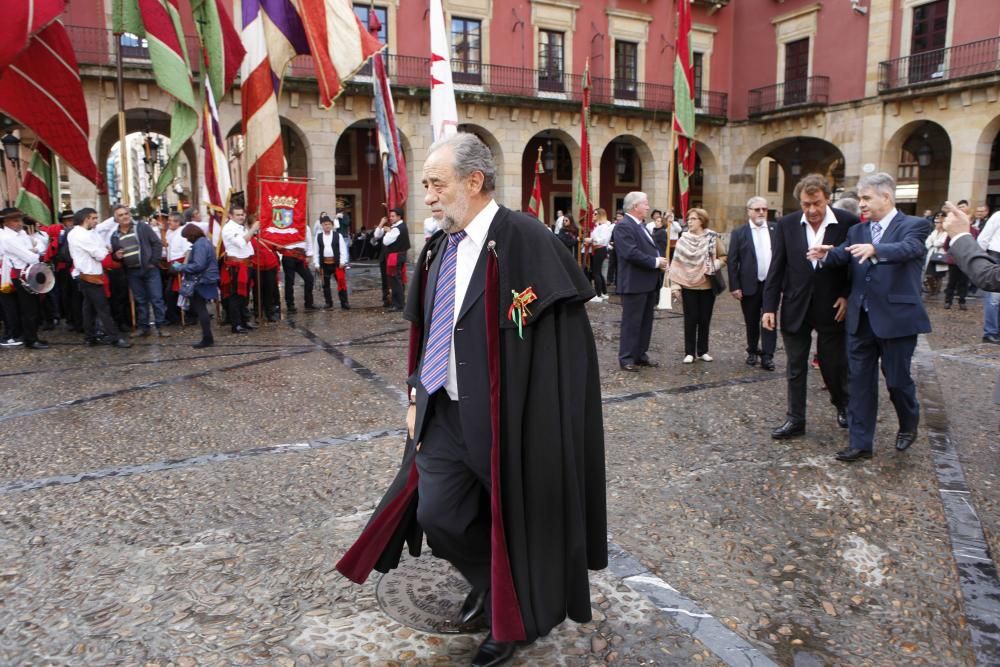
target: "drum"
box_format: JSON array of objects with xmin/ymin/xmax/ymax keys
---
[
  {"xmin": 21, "ymin": 262, "xmax": 55, "ymax": 294},
  {"xmin": 118, "ymin": 231, "xmax": 141, "ymax": 269}
]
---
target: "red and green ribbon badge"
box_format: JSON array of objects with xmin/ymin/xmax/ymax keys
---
[{"xmin": 507, "ymin": 287, "xmax": 538, "ymax": 339}]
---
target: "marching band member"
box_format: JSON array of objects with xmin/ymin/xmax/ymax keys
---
[
  {"xmin": 281, "ymin": 217, "xmax": 317, "ymax": 314},
  {"xmin": 0, "ymin": 207, "xmax": 47, "ymax": 348},
  {"xmin": 221, "ymin": 204, "xmax": 258, "ymax": 334},
  {"xmin": 53, "ymin": 210, "xmax": 83, "ymax": 332},
  {"xmin": 312, "ymin": 215, "xmax": 350, "ymax": 310},
  {"xmin": 66, "ymin": 208, "xmax": 131, "ymax": 348}
]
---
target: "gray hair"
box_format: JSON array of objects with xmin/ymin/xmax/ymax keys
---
[
  {"xmin": 833, "ymin": 197, "xmax": 860, "ymax": 217},
  {"xmin": 857, "ymin": 172, "xmax": 896, "ymax": 203},
  {"xmin": 623, "ymin": 191, "xmax": 647, "ymax": 213},
  {"xmin": 428, "ymin": 132, "xmax": 496, "ymax": 193},
  {"xmin": 746, "ymin": 196, "xmax": 768, "ymax": 210}
]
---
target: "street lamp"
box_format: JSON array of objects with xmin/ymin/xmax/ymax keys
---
[
  {"xmin": 916, "ymin": 142, "xmax": 932, "ymax": 167},
  {"xmin": 789, "ymin": 158, "xmax": 802, "ymax": 177},
  {"xmin": 365, "ymin": 130, "xmax": 378, "ymax": 166},
  {"xmin": 616, "ymin": 144, "xmax": 627, "ymax": 177},
  {"xmin": 2, "ymin": 132, "xmax": 21, "ymax": 166},
  {"xmin": 543, "ymin": 142, "xmax": 555, "ymax": 172}
]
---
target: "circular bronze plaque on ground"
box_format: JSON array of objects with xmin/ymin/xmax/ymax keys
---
[{"xmin": 376, "ymin": 555, "xmax": 483, "ymax": 634}]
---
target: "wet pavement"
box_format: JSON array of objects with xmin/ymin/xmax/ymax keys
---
[{"xmin": 1, "ymin": 267, "xmax": 998, "ymax": 666}]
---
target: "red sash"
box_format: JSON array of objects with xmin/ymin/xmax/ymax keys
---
[{"xmin": 221, "ymin": 258, "xmax": 251, "ymax": 298}]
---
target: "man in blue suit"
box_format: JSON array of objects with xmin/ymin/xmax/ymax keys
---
[
  {"xmin": 613, "ymin": 191, "xmax": 668, "ymax": 372},
  {"xmin": 809, "ymin": 172, "xmax": 932, "ymax": 462},
  {"xmin": 728, "ymin": 196, "xmax": 778, "ymax": 370}
]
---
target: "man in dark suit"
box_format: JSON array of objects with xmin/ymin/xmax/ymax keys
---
[
  {"xmin": 336, "ymin": 133, "xmax": 606, "ymax": 667},
  {"xmin": 728, "ymin": 196, "xmax": 778, "ymax": 370},
  {"xmin": 809, "ymin": 172, "xmax": 932, "ymax": 462},
  {"xmin": 613, "ymin": 191, "xmax": 668, "ymax": 372},
  {"xmin": 942, "ymin": 201, "xmax": 1000, "ymax": 404},
  {"xmin": 763, "ymin": 174, "xmax": 857, "ymax": 439}
]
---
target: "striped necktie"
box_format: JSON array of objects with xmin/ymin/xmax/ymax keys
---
[
  {"xmin": 419, "ymin": 230, "xmax": 467, "ymax": 395},
  {"xmin": 871, "ymin": 221, "xmax": 882, "ymax": 245}
]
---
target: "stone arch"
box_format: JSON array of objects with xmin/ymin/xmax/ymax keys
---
[
  {"xmin": 596, "ymin": 133, "xmax": 657, "ymax": 216},
  {"xmin": 974, "ymin": 114, "xmax": 1000, "ymax": 210},
  {"xmin": 96, "ymin": 108, "xmax": 198, "ymax": 216},
  {"xmin": 741, "ymin": 136, "xmax": 846, "ymax": 215},
  {"xmin": 222, "ymin": 116, "xmax": 313, "ymax": 211},
  {"xmin": 882, "ymin": 120, "xmax": 951, "ymax": 215},
  {"xmin": 520, "ymin": 129, "xmax": 580, "ymax": 222}
]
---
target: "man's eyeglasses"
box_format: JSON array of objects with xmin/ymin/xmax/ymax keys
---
[{"xmin": 748, "ymin": 207, "xmax": 768, "ymax": 212}]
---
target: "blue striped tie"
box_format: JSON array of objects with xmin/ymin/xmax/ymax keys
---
[
  {"xmin": 871, "ymin": 221, "xmax": 882, "ymax": 245},
  {"xmin": 419, "ymin": 231, "xmax": 467, "ymax": 395}
]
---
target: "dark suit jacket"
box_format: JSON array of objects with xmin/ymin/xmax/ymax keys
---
[
  {"xmin": 823, "ymin": 211, "xmax": 932, "ymax": 339},
  {"xmin": 727, "ymin": 220, "xmax": 777, "ymax": 296},
  {"xmin": 948, "ymin": 233, "xmax": 1000, "ymax": 404},
  {"xmin": 763, "ymin": 207, "xmax": 858, "ymax": 333},
  {"xmin": 612, "ymin": 215, "xmax": 661, "ymax": 294}
]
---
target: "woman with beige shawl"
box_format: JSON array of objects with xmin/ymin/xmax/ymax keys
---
[{"xmin": 669, "ymin": 208, "xmax": 727, "ymax": 363}]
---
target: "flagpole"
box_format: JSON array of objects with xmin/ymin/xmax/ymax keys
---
[
  {"xmin": 115, "ymin": 35, "xmax": 131, "ymax": 207},
  {"xmin": 666, "ymin": 124, "xmax": 677, "ymax": 219}
]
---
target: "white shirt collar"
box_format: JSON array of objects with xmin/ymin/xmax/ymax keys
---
[
  {"xmin": 625, "ymin": 213, "xmax": 644, "ymax": 226},
  {"xmin": 875, "ymin": 208, "xmax": 898, "ymax": 228},
  {"xmin": 800, "ymin": 205, "xmax": 838, "ymax": 229},
  {"xmin": 458, "ymin": 198, "xmax": 498, "ymax": 250},
  {"xmin": 748, "ymin": 219, "xmax": 768, "ymax": 229}
]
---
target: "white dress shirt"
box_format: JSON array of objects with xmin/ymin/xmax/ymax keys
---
[
  {"xmin": 748, "ymin": 220, "xmax": 772, "ymax": 282},
  {"xmin": 590, "ymin": 222, "xmax": 613, "ymax": 247},
  {"xmin": 166, "ymin": 228, "xmax": 191, "ymax": 261},
  {"xmin": 978, "ymin": 211, "xmax": 1000, "ymax": 253},
  {"xmin": 67, "ymin": 226, "xmax": 109, "ymax": 276},
  {"xmin": 443, "ymin": 198, "xmax": 498, "ymax": 400},
  {"xmin": 311, "ymin": 231, "xmax": 349, "ymax": 269},
  {"xmin": 423, "ymin": 216, "xmax": 440, "ymax": 240},
  {"xmin": 802, "ymin": 206, "xmax": 839, "ymax": 269},
  {"xmin": 222, "ymin": 219, "xmax": 254, "ymax": 259},
  {"xmin": 94, "ymin": 217, "xmax": 118, "ymax": 247},
  {"xmin": 669, "ymin": 219, "xmax": 683, "ymax": 241},
  {"xmin": 375, "ymin": 220, "xmax": 405, "ymax": 246},
  {"xmin": 0, "ymin": 227, "xmax": 42, "ymax": 269}
]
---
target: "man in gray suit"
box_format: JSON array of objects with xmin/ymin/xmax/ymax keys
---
[{"xmin": 943, "ymin": 201, "xmax": 1000, "ymax": 404}]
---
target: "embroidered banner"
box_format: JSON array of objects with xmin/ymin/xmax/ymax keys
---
[{"xmin": 259, "ymin": 180, "xmax": 307, "ymax": 247}]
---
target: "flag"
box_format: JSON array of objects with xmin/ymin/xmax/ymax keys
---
[
  {"xmin": 574, "ymin": 60, "xmax": 592, "ymax": 235},
  {"xmin": 1, "ymin": 0, "xmax": 63, "ymax": 71},
  {"xmin": 260, "ymin": 180, "xmax": 307, "ymax": 247},
  {"xmin": 673, "ymin": 0, "xmax": 696, "ymax": 215},
  {"xmin": 294, "ymin": 0, "xmax": 383, "ymax": 109},
  {"xmin": 370, "ymin": 13, "xmax": 407, "ymax": 212},
  {"xmin": 240, "ymin": 0, "xmax": 309, "ymax": 214},
  {"xmin": 201, "ymin": 75, "xmax": 231, "ymax": 252},
  {"xmin": 429, "ymin": 0, "xmax": 458, "ymax": 141},
  {"xmin": 0, "ymin": 18, "xmax": 100, "ymax": 185},
  {"xmin": 191, "ymin": 0, "xmax": 245, "ymax": 105},
  {"xmin": 527, "ymin": 151, "xmax": 545, "ymax": 224},
  {"xmin": 113, "ymin": 0, "xmax": 199, "ymax": 198},
  {"xmin": 15, "ymin": 145, "xmax": 60, "ymax": 226}
]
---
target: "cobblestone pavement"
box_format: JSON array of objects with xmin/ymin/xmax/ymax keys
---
[{"xmin": 1, "ymin": 267, "xmax": 998, "ymax": 666}]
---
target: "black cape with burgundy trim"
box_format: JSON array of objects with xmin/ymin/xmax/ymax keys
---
[{"xmin": 336, "ymin": 206, "xmax": 607, "ymax": 642}]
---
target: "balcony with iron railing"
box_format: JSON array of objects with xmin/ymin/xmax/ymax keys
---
[
  {"xmin": 747, "ymin": 76, "xmax": 830, "ymax": 117},
  {"xmin": 66, "ymin": 24, "xmax": 728, "ymax": 119},
  {"xmin": 878, "ymin": 36, "xmax": 1000, "ymax": 91}
]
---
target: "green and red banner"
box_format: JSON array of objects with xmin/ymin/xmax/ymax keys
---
[
  {"xmin": 527, "ymin": 152, "xmax": 545, "ymax": 225},
  {"xmin": 15, "ymin": 145, "xmax": 60, "ymax": 226},
  {"xmin": 575, "ymin": 60, "xmax": 593, "ymax": 235},
  {"xmin": 673, "ymin": 0, "xmax": 696, "ymax": 215}
]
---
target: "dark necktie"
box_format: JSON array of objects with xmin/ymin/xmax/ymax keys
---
[{"xmin": 419, "ymin": 231, "xmax": 467, "ymax": 394}]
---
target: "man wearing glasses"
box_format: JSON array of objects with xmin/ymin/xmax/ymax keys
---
[{"xmin": 727, "ymin": 197, "xmax": 777, "ymax": 370}]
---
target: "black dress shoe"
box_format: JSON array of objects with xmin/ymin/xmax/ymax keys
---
[
  {"xmin": 760, "ymin": 355, "xmax": 775, "ymax": 371},
  {"xmin": 835, "ymin": 448, "xmax": 872, "ymax": 462},
  {"xmin": 244, "ymin": 321, "xmax": 259, "ymax": 330},
  {"xmin": 471, "ymin": 632, "xmax": 516, "ymax": 667},
  {"xmin": 114, "ymin": 338, "xmax": 132, "ymax": 349},
  {"xmin": 458, "ymin": 588, "xmax": 487, "ymax": 625},
  {"xmin": 895, "ymin": 431, "xmax": 917, "ymax": 451},
  {"xmin": 745, "ymin": 352, "xmax": 758, "ymax": 366},
  {"xmin": 232, "ymin": 325, "xmax": 250, "ymax": 334},
  {"xmin": 286, "ymin": 305, "xmax": 298, "ymax": 314},
  {"xmin": 25, "ymin": 341, "xmax": 50, "ymax": 349},
  {"xmin": 620, "ymin": 363, "xmax": 640, "ymax": 372},
  {"xmin": 837, "ymin": 408, "xmax": 849, "ymax": 429},
  {"xmin": 636, "ymin": 359, "xmax": 660, "ymax": 367},
  {"xmin": 192, "ymin": 339, "xmax": 214, "ymax": 349},
  {"xmin": 771, "ymin": 420, "xmax": 805, "ymax": 439},
  {"xmin": 304, "ymin": 304, "xmax": 319, "ymax": 311}
]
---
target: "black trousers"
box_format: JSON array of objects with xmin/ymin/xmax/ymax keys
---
[
  {"xmin": 415, "ymin": 391, "xmax": 492, "ymax": 594},
  {"xmin": 57, "ymin": 269, "xmax": 82, "ymax": 330},
  {"xmin": 281, "ymin": 256, "xmax": 314, "ymax": 308},
  {"xmin": 680, "ymin": 288, "xmax": 716, "ymax": 357},
  {"xmin": 607, "ymin": 249, "xmax": 617, "ymax": 285},
  {"xmin": 107, "ymin": 269, "xmax": 131, "ymax": 330},
  {"xmin": 782, "ymin": 319, "xmax": 849, "ymax": 424},
  {"xmin": 591, "ymin": 247, "xmax": 607, "ymax": 297},
  {"xmin": 847, "ymin": 311, "xmax": 919, "ymax": 451},
  {"xmin": 252, "ymin": 268, "xmax": 280, "ymax": 318},
  {"xmin": 945, "ymin": 264, "xmax": 969, "ymax": 305},
  {"xmin": 740, "ymin": 283, "xmax": 777, "ymax": 357},
  {"xmin": 225, "ymin": 265, "xmax": 251, "ymax": 329},
  {"xmin": 379, "ymin": 256, "xmax": 390, "ymax": 305},
  {"xmin": 189, "ymin": 293, "xmax": 213, "ymax": 342},
  {"xmin": 387, "ymin": 255, "xmax": 406, "ymax": 309},
  {"xmin": 619, "ymin": 289, "xmax": 657, "ymax": 365},
  {"xmin": 0, "ymin": 280, "xmax": 40, "ymax": 344},
  {"xmin": 79, "ymin": 280, "xmax": 120, "ymax": 341}
]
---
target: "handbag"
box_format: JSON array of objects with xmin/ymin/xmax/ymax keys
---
[
  {"xmin": 708, "ymin": 270, "xmax": 727, "ymax": 296},
  {"xmin": 179, "ymin": 276, "xmax": 198, "ymax": 298},
  {"xmin": 929, "ymin": 251, "xmax": 948, "ymax": 264}
]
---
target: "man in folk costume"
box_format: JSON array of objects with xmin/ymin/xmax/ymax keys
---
[
  {"xmin": 164, "ymin": 212, "xmax": 191, "ymax": 325},
  {"xmin": 374, "ymin": 207, "xmax": 410, "ymax": 311},
  {"xmin": 313, "ymin": 215, "xmax": 350, "ymax": 310},
  {"xmin": 53, "ymin": 210, "xmax": 82, "ymax": 332},
  {"xmin": 250, "ymin": 234, "xmax": 281, "ymax": 322},
  {"xmin": 280, "ymin": 217, "xmax": 317, "ymax": 315},
  {"xmin": 67, "ymin": 208, "xmax": 131, "ymax": 348},
  {"xmin": 0, "ymin": 208, "xmax": 48, "ymax": 348},
  {"xmin": 337, "ymin": 134, "xmax": 607, "ymax": 666},
  {"xmin": 220, "ymin": 205, "xmax": 259, "ymax": 334}
]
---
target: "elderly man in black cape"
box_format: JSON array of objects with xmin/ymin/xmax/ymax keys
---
[{"xmin": 337, "ymin": 133, "xmax": 607, "ymax": 666}]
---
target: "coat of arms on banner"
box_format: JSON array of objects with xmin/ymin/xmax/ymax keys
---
[{"xmin": 270, "ymin": 195, "xmax": 297, "ymax": 229}]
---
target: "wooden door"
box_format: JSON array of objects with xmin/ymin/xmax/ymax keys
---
[
  {"xmin": 910, "ymin": 0, "xmax": 948, "ymax": 83},
  {"xmin": 783, "ymin": 38, "xmax": 809, "ymax": 106}
]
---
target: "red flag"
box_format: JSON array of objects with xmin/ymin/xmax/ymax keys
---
[
  {"xmin": 369, "ymin": 12, "xmax": 407, "ymax": 212},
  {"xmin": 259, "ymin": 180, "xmax": 308, "ymax": 247},
  {"xmin": 673, "ymin": 0, "xmax": 696, "ymax": 215},
  {"xmin": 527, "ymin": 152, "xmax": 545, "ymax": 223},
  {"xmin": 0, "ymin": 20, "xmax": 100, "ymax": 185},
  {"xmin": 1, "ymin": 0, "xmax": 63, "ymax": 70}
]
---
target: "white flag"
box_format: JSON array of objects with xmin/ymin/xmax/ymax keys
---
[{"xmin": 429, "ymin": 0, "xmax": 458, "ymax": 141}]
